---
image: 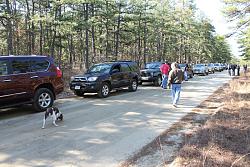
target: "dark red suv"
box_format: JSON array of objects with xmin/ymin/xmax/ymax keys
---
[{"xmin": 0, "ymin": 55, "xmax": 64, "ymax": 111}]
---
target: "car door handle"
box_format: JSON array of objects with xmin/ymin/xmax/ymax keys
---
[
  {"xmin": 30, "ymin": 76, "xmax": 39, "ymax": 79},
  {"xmin": 3, "ymin": 79, "xmax": 11, "ymax": 82}
]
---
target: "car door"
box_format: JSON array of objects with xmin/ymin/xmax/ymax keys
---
[
  {"xmin": 9, "ymin": 58, "xmax": 32, "ymax": 102},
  {"xmin": 29, "ymin": 58, "xmax": 50, "ymax": 96},
  {"xmin": 0, "ymin": 59, "xmax": 15, "ymax": 106},
  {"xmin": 120, "ymin": 63, "xmax": 131, "ymax": 86},
  {"xmin": 110, "ymin": 64, "xmax": 123, "ymax": 88}
]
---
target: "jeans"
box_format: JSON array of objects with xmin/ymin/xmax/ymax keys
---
[
  {"xmin": 161, "ymin": 74, "xmax": 168, "ymax": 88},
  {"xmin": 184, "ymin": 71, "xmax": 188, "ymax": 81},
  {"xmin": 171, "ymin": 84, "xmax": 181, "ymax": 105}
]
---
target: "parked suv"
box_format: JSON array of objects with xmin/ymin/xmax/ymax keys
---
[
  {"xmin": 193, "ymin": 64, "xmax": 209, "ymax": 75},
  {"xmin": 70, "ymin": 61, "xmax": 140, "ymax": 98},
  {"xmin": 140, "ymin": 62, "xmax": 163, "ymax": 86},
  {"xmin": 214, "ymin": 63, "xmax": 223, "ymax": 72},
  {"xmin": 0, "ymin": 55, "xmax": 64, "ymax": 111},
  {"xmin": 208, "ymin": 63, "xmax": 215, "ymax": 73}
]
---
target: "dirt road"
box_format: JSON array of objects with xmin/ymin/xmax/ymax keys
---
[{"xmin": 0, "ymin": 71, "xmax": 231, "ymax": 167}]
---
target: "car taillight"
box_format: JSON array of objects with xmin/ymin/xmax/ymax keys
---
[{"xmin": 56, "ymin": 67, "xmax": 62, "ymax": 78}]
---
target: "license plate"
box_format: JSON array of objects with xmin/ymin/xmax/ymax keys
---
[
  {"xmin": 142, "ymin": 77, "xmax": 149, "ymax": 80},
  {"xmin": 75, "ymin": 86, "xmax": 81, "ymax": 90}
]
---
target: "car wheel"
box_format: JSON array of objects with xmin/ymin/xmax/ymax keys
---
[
  {"xmin": 129, "ymin": 79, "xmax": 138, "ymax": 92},
  {"xmin": 98, "ymin": 82, "xmax": 110, "ymax": 98},
  {"xmin": 74, "ymin": 91, "xmax": 85, "ymax": 97},
  {"xmin": 33, "ymin": 88, "xmax": 54, "ymax": 111},
  {"xmin": 154, "ymin": 75, "xmax": 162, "ymax": 86},
  {"xmin": 190, "ymin": 72, "xmax": 193, "ymax": 78}
]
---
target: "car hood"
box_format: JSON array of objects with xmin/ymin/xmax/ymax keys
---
[
  {"xmin": 140, "ymin": 69, "xmax": 160, "ymax": 73},
  {"xmin": 193, "ymin": 67, "xmax": 205, "ymax": 70},
  {"xmin": 74, "ymin": 73, "xmax": 103, "ymax": 78}
]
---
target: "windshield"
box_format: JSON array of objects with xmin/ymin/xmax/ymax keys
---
[
  {"xmin": 214, "ymin": 63, "xmax": 220, "ymax": 66},
  {"xmin": 145, "ymin": 63, "xmax": 161, "ymax": 69},
  {"xmin": 208, "ymin": 64, "xmax": 214, "ymax": 67},
  {"xmin": 194, "ymin": 64, "xmax": 205, "ymax": 68},
  {"xmin": 88, "ymin": 64, "xmax": 112, "ymax": 73}
]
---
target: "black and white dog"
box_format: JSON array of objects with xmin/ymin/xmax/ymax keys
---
[{"xmin": 42, "ymin": 107, "xmax": 63, "ymax": 129}]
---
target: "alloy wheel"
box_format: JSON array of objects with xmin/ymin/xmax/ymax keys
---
[
  {"xmin": 38, "ymin": 93, "xmax": 51, "ymax": 108},
  {"xmin": 102, "ymin": 85, "xmax": 109, "ymax": 96},
  {"xmin": 132, "ymin": 81, "xmax": 137, "ymax": 90}
]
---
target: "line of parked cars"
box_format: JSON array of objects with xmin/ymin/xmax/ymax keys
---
[{"xmin": 0, "ymin": 55, "xmax": 227, "ymax": 111}]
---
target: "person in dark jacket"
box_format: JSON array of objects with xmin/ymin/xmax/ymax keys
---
[
  {"xmin": 168, "ymin": 62, "xmax": 184, "ymax": 107},
  {"xmin": 231, "ymin": 64, "xmax": 236, "ymax": 76},
  {"xmin": 228, "ymin": 64, "xmax": 231, "ymax": 76},
  {"xmin": 184, "ymin": 64, "xmax": 188, "ymax": 81},
  {"xmin": 237, "ymin": 65, "xmax": 240, "ymax": 76}
]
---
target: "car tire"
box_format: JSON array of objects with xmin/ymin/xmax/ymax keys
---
[
  {"xmin": 189, "ymin": 72, "xmax": 193, "ymax": 78},
  {"xmin": 98, "ymin": 82, "xmax": 110, "ymax": 98},
  {"xmin": 154, "ymin": 75, "xmax": 162, "ymax": 86},
  {"xmin": 74, "ymin": 91, "xmax": 85, "ymax": 97},
  {"xmin": 129, "ymin": 79, "xmax": 138, "ymax": 92},
  {"xmin": 33, "ymin": 88, "xmax": 54, "ymax": 111}
]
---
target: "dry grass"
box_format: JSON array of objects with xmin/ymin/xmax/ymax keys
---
[{"xmin": 173, "ymin": 73, "xmax": 250, "ymax": 167}]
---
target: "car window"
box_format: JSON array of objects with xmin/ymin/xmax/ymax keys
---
[
  {"xmin": 121, "ymin": 63, "xmax": 131, "ymax": 72},
  {"xmin": 30, "ymin": 59, "xmax": 49, "ymax": 72},
  {"xmin": 0, "ymin": 60, "xmax": 8, "ymax": 76},
  {"xmin": 88, "ymin": 64, "xmax": 112, "ymax": 73},
  {"xmin": 12, "ymin": 59, "xmax": 30, "ymax": 74},
  {"xmin": 146, "ymin": 63, "xmax": 161, "ymax": 69},
  {"xmin": 112, "ymin": 64, "xmax": 121, "ymax": 72},
  {"xmin": 129, "ymin": 63, "xmax": 139, "ymax": 72}
]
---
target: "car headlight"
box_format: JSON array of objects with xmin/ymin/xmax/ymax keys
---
[
  {"xmin": 70, "ymin": 76, "xmax": 75, "ymax": 81},
  {"xmin": 88, "ymin": 77, "xmax": 98, "ymax": 81}
]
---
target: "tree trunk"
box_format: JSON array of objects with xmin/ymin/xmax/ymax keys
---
[
  {"xmin": 85, "ymin": 3, "xmax": 89, "ymax": 70},
  {"xmin": 31, "ymin": 0, "xmax": 35, "ymax": 53},
  {"xmin": 39, "ymin": 0, "xmax": 43, "ymax": 55},
  {"xmin": 115, "ymin": 3, "xmax": 122, "ymax": 60},
  {"xmin": 91, "ymin": 4, "xmax": 97, "ymax": 64},
  {"xmin": 25, "ymin": 0, "xmax": 31, "ymax": 54},
  {"xmin": 5, "ymin": 0, "xmax": 13, "ymax": 55}
]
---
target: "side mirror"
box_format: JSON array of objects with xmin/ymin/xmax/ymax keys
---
[{"xmin": 111, "ymin": 69, "xmax": 119, "ymax": 74}]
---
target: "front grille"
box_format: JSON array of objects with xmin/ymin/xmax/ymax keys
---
[
  {"xmin": 141, "ymin": 71, "xmax": 151, "ymax": 77},
  {"xmin": 73, "ymin": 77, "xmax": 87, "ymax": 82}
]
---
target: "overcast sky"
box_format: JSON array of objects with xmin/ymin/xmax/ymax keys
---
[{"xmin": 195, "ymin": 0, "xmax": 240, "ymax": 57}]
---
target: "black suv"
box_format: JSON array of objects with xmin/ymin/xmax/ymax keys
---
[
  {"xmin": 140, "ymin": 62, "xmax": 163, "ymax": 86},
  {"xmin": 0, "ymin": 55, "xmax": 64, "ymax": 111},
  {"xmin": 70, "ymin": 61, "xmax": 140, "ymax": 98}
]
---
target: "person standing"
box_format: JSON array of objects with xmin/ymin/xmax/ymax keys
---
[
  {"xmin": 228, "ymin": 64, "xmax": 231, "ymax": 76},
  {"xmin": 237, "ymin": 65, "xmax": 240, "ymax": 76},
  {"xmin": 160, "ymin": 61, "xmax": 170, "ymax": 89},
  {"xmin": 168, "ymin": 62, "xmax": 184, "ymax": 107},
  {"xmin": 243, "ymin": 64, "xmax": 248, "ymax": 76},
  {"xmin": 231, "ymin": 64, "xmax": 236, "ymax": 76},
  {"xmin": 184, "ymin": 64, "xmax": 189, "ymax": 81}
]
